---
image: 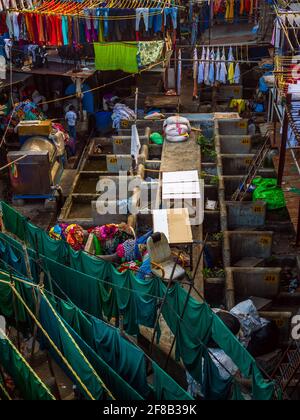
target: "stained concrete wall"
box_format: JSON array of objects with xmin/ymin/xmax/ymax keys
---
[
  {"xmin": 226, "ymin": 201, "xmax": 267, "ymax": 229},
  {"xmin": 219, "ymin": 135, "xmax": 252, "ymax": 154},
  {"xmin": 226, "ymin": 267, "xmax": 281, "ymax": 300},
  {"xmin": 112, "ymin": 135, "xmax": 149, "ymax": 154},
  {"xmin": 225, "ymin": 231, "xmax": 273, "ymax": 265},
  {"xmin": 221, "ymin": 154, "xmax": 255, "ymax": 175},
  {"xmin": 218, "ymin": 119, "xmax": 248, "ymax": 135}
]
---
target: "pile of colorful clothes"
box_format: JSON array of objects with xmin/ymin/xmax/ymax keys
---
[
  {"xmin": 4, "ymin": 100, "xmax": 46, "ymax": 132},
  {"xmin": 49, "ymin": 223, "xmax": 85, "ymax": 251},
  {"xmin": 48, "ymin": 221, "xmax": 154, "ymax": 277},
  {"xmin": 88, "ymin": 223, "xmax": 134, "ymax": 255}
]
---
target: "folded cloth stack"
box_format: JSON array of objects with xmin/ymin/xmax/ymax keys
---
[
  {"xmin": 111, "ymin": 103, "xmax": 136, "ymax": 130},
  {"xmin": 163, "ymin": 115, "xmax": 191, "ymax": 143}
]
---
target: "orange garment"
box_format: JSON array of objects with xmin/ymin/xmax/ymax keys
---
[
  {"xmin": 25, "ymin": 13, "xmax": 34, "ymax": 42},
  {"xmin": 36, "ymin": 13, "xmax": 45, "ymax": 44},
  {"xmin": 55, "ymin": 16, "xmax": 63, "ymax": 46},
  {"xmin": 240, "ymin": 0, "xmax": 245, "ymax": 15}
]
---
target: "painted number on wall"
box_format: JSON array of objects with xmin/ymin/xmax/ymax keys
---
[
  {"xmin": 244, "ymin": 158, "xmax": 252, "ymax": 165},
  {"xmin": 241, "ymin": 138, "xmax": 250, "ymax": 145},
  {"xmin": 260, "ymin": 236, "xmax": 271, "ymax": 246},
  {"xmin": 114, "ymin": 138, "xmax": 123, "ymax": 145},
  {"xmin": 275, "ymin": 319, "xmax": 285, "ymax": 328},
  {"xmin": 121, "ymin": 120, "xmax": 129, "ymax": 128},
  {"xmin": 109, "ymin": 157, "xmax": 117, "ymax": 164},
  {"xmin": 253, "ymin": 205, "xmax": 263, "ymax": 213},
  {"xmin": 238, "ymin": 121, "xmax": 247, "ymax": 129},
  {"xmin": 264, "ymin": 274, "xmax": 278, "ymax": 284}
]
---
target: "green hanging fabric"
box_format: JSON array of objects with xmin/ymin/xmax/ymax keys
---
[
  {"xmin": 202, "ymin": 349, "xmax": 233, "ymax": 400},
  {"xmin": 211, "ymin": 313, "xmax": 275, "ymax": 400},
  {"xmin": 1, "ymin": 201, "xmax": 27, "ymax": 241},
  {"xmin": 231, "ymin": 381, "xmax": 245, "ymax": 400},
  {"xmin": 0, "ymin": 273, "xmax": 27, "ymax": 322},
  {"xmin": 93, "ymin": 42, "xmax": 139, "ymax": 73},
  {"xmin": 0, "ymin": 336, "xmax": 55, "ymax": 400},
  {"xmin": 0, "ymin": 375, "xmax": 10, "ymax": 400},
  {"xmin": 39, "ymin": 296, "xmax": 104, "ymax": 401},
  {"xmin": 43, "ymin": 294, "xmax": 143, "ymax": 400},
  {"xmin": 0, "ymin": 202, "xmax": 276, "ymax": 400},
  {"xmin": 152, "ymin": 362, "xmax": 193, "ymax": 400}
]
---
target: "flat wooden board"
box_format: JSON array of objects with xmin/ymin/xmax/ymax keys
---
[{"xmin": 152, "ymin": 208, "xmax": 193, "ymax": 244}]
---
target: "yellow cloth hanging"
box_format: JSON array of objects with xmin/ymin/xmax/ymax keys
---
[
  {"xmin": 228, "ymin": 62, "xmax": 235, "ymax": 84},
  {"xmin": 229, "ymin": 99, "xmax": 246, "ymax": 114},
  {"xmin": 225, "ymin": 0, "xmax": 234, "ymax": 20},
  {"xmin": 98, "ymin": 21, "xmax": 104, "ymax": 42}
]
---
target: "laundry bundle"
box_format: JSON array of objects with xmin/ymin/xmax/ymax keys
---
[
  {"xmin": 111, "ymin": 103, "xmax": 136, "ymax": 130},
  {"xmin": 163, "ymin": 115, "xmax": 191, "ymax": 143}
]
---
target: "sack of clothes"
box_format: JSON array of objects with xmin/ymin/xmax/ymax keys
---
[{"xmin": 163, "ymin": 115, "xmax": 191, "ymax": 143}]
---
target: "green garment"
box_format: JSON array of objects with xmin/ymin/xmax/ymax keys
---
[
  {"xmin": 94, "ymin": 42, "xmax": 139, "ymax": 74},
  {"xmin": 0, "ymin": 375, "xmax": 10, "ymax": 400},
  {"xmin": 39, "ymin": 296, "xmax": 105, "ymax": 401},
  {"xmin": 0, "ymin": 335, "xmax": 54, "ymax": 400},
  {"xmin": 1, "ymin": 201, "xmax": 27, "ymax": 241},
  {"xmin": 211, "ymin": 315, "xmax": 274, "ymax": 400},
  {"xmin": 152, "ymin": 362, "xmax": 193, "ymax": 400},
  {"xmin": 202, "ymin": 349, "xmax": 232, "ymax": 400}
]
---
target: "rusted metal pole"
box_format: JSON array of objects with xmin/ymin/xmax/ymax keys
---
[{"xmin": 277, "ymin": 94, "xmax": 291, "ymax": 187}]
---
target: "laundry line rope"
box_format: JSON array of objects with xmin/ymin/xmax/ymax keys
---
[
  {"xmin": 0, "ymin": 324, "xmax": 56, "ymax": 400},
  {"xmin": 0, "ymin": 278, "xmax": 116, "ymax": 400}
]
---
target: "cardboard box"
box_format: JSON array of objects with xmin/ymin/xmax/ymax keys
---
[{"xmin": 17, "ymin": 120, "xmax": 52, "ymax": 136}]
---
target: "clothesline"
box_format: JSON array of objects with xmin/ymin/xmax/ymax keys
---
[{"xmin": 5, "ymin": 0, "xmax": 181, "ymax": 18}]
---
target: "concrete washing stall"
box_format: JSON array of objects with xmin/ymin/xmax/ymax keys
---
[{"xmin": 213, "ymin": 117, "xmax": 293, "ymax": 340}]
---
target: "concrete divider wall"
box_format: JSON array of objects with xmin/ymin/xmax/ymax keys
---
[
  {"xmin": 221, "ymin": 154, "xmax": 255, "ymax": 175},
  {"xmin": 225, "ymin": 231, "xmax": 273, "ymax": 265},
  {"xmin": 226, "ymin": 201, "xmax": 267, "ymax": 229},
  {"xmin": 219, "ymin": 135, "xmax": 252, "ymax": 154},
  {"xmin": 218, "ymin": 119, "xmax": 248, "ymax": 135},
  {"xmin": 106, "ymin": 145, "xmax": 148, "ymax": 172},
  {"xmin": 214, "ymin": 119, "xmax": 284, "ymax": 321},
  {"xmin": 112, "ymin": 135, "xmax": 149, "ymax": 154},
  {"xmin": 226, "ymin": 267, "xmax": 281, "ymax": 301}
]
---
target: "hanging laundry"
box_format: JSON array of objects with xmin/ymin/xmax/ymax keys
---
[
  {"xmin": 93, "ymin": 42, "xmax": 139, "ymax": 74},
  {"xmin": 198, "ymin": 47, "xmax": 205, "ymax": 85},
  {"xmin": 131, "ymin": 124, "xmax": 141, "ymax": 161},
  {"xmin": 218, "ymin": 48, "xmax": 227, "ymax": 84},
  {"xmin": 204, "ymin": 47, "xmax": 210, "ymax": 86},
  {"xmin": 234, "ymin": 62, "xmax": 241, "ymax": 84},
  {"xmin": 177, "ymin": 49, "xmax": 182, "ymax": 96},
  {"xmin": 225, "ymin": 0, "xmax": 235, "ymax": 21},
  {"xmin": 138, "ymin": 40, "xmax": 164, "ymax": 66},
  {"xmin": 227, "ymin": 46, "xmax": 235, "ymax": 84},
  {"xmin": 215, "ymin": 47, "xmax": 221, "ymax": 83},
  {"xmin": 229, "ymin": 99, "xmax": 246, "ymax": 113},
  {"xmin": 208, "ymin": 48, "xmax": 215, "ymax": 86},
  {"xmin": 193, "ymin": 48, "xmax": 198, "ymax": 98}
]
